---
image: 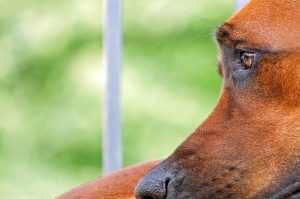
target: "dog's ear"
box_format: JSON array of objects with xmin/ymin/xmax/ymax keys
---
[{"xmin": 57, "ymin": 160, "xmax": 161, "ymax": 199}]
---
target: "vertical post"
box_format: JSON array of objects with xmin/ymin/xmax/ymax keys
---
[
  {"xmin": 103, "ymin": 0, "xmax": 122, "ymax": 174},
  {"xmin": 236, "ymin": 0, "xmax": 248, "ymax": 10}
]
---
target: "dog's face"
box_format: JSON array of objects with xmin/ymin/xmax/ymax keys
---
[{"xmin": 135, "ymin": 0, "xmax": 300, "ymax": 198}]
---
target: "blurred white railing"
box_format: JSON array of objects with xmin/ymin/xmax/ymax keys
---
[
  {"xmin": 236, "ymin": 0, "xmax": 249, "ymax": 10},
  {"xmin": 103, "ymin": 0, "xmax": 122, "ymax": 174}
]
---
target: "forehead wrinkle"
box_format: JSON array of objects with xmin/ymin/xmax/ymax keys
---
[
  {"xmin": 215, "ymin": 22, "xmax": 232, "ymax": 44},
  {"xmin": 228, "ymin": 0, "xmax": 300, "ymax": 52},
  {"xmin": 215, "ymin": 23, "xmax": 248, "ymax": 48},
  {"xmin": 216, "ymin": 23, "xmax": 277, "ymax": 53}
]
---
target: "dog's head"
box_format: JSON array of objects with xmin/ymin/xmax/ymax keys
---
[{"xmin": 135, "ymin": 0, "xmax": 300, "ymax": 198}]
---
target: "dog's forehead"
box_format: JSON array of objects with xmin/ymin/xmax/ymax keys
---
[{"xmin": 226, "ymin": 0, "xmax": 300, "ymax": 51}]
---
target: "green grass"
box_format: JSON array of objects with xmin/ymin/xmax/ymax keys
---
[{"xmin": 0, "ymin": 0, "xmax": 233, "ymax": 198}]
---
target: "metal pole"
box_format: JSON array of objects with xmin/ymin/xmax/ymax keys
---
[
  {"xmin": 103, "ymin": 0, "xmax": 122, "ymax": 174},
  {"xmin": 236, "ymin": 0, "xmax": 249, "ymax": 10}
]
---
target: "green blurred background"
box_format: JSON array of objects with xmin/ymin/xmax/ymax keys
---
[{"xmin": 0, "ymin": 0, "xmax": 234, "ymax": 198}]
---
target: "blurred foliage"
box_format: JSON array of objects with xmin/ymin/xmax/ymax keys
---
[{"xmin": 0, "ymin": 0, "xmax": 233, "ymax": 198}]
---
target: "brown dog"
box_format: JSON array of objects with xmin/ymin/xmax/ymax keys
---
[{"xmin": 58, "ymin": 0, "xmax": 300, "ymax": 198}]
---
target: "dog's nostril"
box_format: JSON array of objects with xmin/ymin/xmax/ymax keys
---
[
  {"xmin": 137, "ymin": 195, "xmax": 157, "ymax": 199},
  {"xmin": 143, "ymin": 196, "xmax": 154, "ymax": 199},
  {"xmin": 165, "ymin": 177, "xmax": 170, "ymax": 196},
  {"xmin": 135, "ymin": 176, "xmax": 171, "ymax": 199},
  {"xmin": 141, "ymin": 197, "xmax": 154, "ymax": 199}
]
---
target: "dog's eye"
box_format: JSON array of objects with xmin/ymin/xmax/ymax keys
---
[
  {"xmin": 223, "ymin": 46, "xmax": 262, "ymax": 82},
  {"xmin": 240, "ymin": 52, "xmax": 255, "ymax": 69}
]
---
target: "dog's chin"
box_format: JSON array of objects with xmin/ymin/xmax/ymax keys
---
[{"xmin": 269, "ymin": 182, "xmax": 300, "ymax": 199}]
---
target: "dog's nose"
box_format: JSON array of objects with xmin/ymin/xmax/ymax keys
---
[{"xmin": 135, "ymin": 164, "xmax": 172, "ymax": 199}]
